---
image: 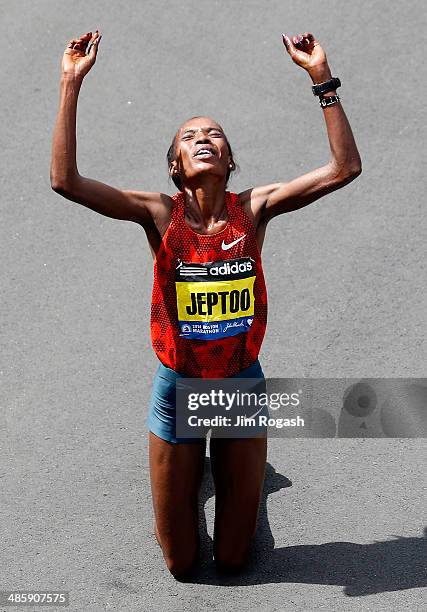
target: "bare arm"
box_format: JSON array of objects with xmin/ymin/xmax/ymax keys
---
[
  {"xmin": 50, "ymin": 31, "xmax": 167, "ymax": 226},
  {"xmin": 241, "ymin": 32, "xmax": 362, "ymax": 223}
]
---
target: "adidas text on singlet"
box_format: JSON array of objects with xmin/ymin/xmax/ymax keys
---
[{"xmin": 150, "ymin": 191, "xmax": 268, "ymax": 378}]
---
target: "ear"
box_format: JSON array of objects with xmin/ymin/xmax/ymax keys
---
[
  {"xmin": 228, "ymin": 157, "xmax": 236, "ymax": 170},
  {"xmin": 169, "ymin": 161, "xmax": 178, "ymax": 177}
]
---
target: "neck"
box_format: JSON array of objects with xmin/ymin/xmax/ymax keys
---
[{"xmin": 182, "ymin": 179, "xmax": 227, "ymax": 229}]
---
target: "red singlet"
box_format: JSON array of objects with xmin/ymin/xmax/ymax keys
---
[{"xmin": 150, "ymin": 191, "xmax": 268, "ymax": 377}]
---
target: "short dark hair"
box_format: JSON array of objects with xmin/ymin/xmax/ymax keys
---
[{"xmin": 166, "ymin": 116, "xmax": 237, "ymax": 191}]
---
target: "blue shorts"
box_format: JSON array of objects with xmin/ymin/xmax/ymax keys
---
[{"xmin": 147, "ymin": 359, "xmax": 266, "ymax": 444}]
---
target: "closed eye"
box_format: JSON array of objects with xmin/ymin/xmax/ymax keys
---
[{"xmin": 181, "ymin": 129, "xmax": 224, "ymax": 139}]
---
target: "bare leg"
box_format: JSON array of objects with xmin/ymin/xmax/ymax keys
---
[
  {"xmin": 210, "ymin": 436, "xmax": 267, "ymax": 572},
  {"xmin": 148, "ymin": 432, "xmax": 206, "ymax": 578}
]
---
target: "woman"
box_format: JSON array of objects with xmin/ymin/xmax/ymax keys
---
[{"xmin": 51, "ymin": 29, "xmax": 361, "ymax": 579}]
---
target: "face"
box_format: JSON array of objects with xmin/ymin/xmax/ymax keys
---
[{"xmin": 170, "ymin": 117, "xmax": 234, "ymax": 187}]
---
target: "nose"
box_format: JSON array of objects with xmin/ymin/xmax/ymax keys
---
[{"xmin": 194, "ymin": 129, "xmax": 212, "ymax": 144}]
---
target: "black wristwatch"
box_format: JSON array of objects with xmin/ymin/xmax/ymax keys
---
[{"xmin": 312, "ymin": 77, "xmax": 341, "ymax": 96}]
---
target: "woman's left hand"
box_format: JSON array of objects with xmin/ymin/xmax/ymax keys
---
[{"xmin": 282, "ymin": 32, "xmax": 327, "ymax": 72}]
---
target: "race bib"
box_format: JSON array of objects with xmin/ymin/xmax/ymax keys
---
[{"xmin": 175, "ymin": 257, "xmax": 256, "ymax": 340}]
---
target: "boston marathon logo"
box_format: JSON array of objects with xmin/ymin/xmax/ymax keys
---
[{"xmin": 175, "ymin": 257, "xmax": 256, "ymax": 340}]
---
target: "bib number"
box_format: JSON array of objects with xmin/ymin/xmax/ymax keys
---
[{"xmin": 175, "ymin": 257, "xmax": 256, "ymax": 340}]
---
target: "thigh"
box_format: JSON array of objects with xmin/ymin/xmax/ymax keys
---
[
  {"xmin": 147, "ymin": 362, "xmax": 206, "ymax": 444},
  {"xmin": 210, "ymin": 436, "xmax": 267, "ymax": 564},
  {"xmin": 149, "ymin": 432, "xmax": 206, "ymax": 562}
]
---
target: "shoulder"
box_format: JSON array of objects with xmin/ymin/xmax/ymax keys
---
[
  {"xmin": 237, "ymin": 185, "xmax": 282, "ymax": 209},
  {"xmin": 126, "ymin": 190, "xmax": 175, "ymax": 210},
  {"xmin": 121, "ymin": 190, "xmax": 176, "ymax": 233},
  {"xmin": 235, "ymin": 185, "xmax": 280, "ymax": 228},
  {"xmin": 130, "ymin": 189, "xmax": 176, "ymax": 217}
]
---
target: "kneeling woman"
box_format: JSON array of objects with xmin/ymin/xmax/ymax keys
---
[{"xmin": 51, "ymin": 29, "xmax": 361, "ymax": 579}]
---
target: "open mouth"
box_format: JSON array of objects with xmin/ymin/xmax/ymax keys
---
[{"xmin": 194, "ymin": 148, "xmax": 216, "ymax": 159}]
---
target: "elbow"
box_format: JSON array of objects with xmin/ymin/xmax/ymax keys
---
[
  {"xmin": 335, "ymin": 164, "xmax": 362, "ymax": 185},
  {"xmin": 330, "ymin": 157, "xmax": 362, "ymax": 183},
  {"xmin": 348, "ymin": 163, "xmax": 362, "ymax": 178},
  {"xmin": 51, "ymin": 183, "xmax": 71, "ymax": 198},
  {"xmin": 50, "ymin": 172, "xmax": 65, "ymax": 193},
  {"xmin": 50, "ymin": 167, "xmax": 80, "ymax": 194},
  {"xmin": 51, "ymin": 181, "xmax": 65, "ymax": 194},
  {"xmin": 345, "ymin": 166, "xmax": 362, "ymax": 183},
  {"xmin": 50, "ymin": 176, "xmax": 76, "ymax": 196}
]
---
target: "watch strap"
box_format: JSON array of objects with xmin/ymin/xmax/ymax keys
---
[
  {"xmin": 319, "ymin": 94, "xmax": 340, "ymax": 108},
  {"xmin": 312, "ymin": 77, "xmax": 341, "ymax": 96}
]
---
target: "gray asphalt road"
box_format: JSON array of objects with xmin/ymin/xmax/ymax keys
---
[{"xmin": 1, "ymin": 1, "xmax": 426, "ymax": 610}]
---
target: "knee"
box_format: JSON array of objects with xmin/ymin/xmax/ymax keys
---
[
  {"xmin": 214, "ymin": 546, "xmax": 250, "ymax": 574},
  {"xmin": 164, "ymin": 550, "xmax": 198, "ymax": 580},
  {"xmin": 215, "ymin": 557, "xmax": 248, "ymax": 575}
]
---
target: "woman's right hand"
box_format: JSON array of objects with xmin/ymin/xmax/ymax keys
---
[{"xmin": 61, "ymin": 30, "xmax": 102, "ymax": 80}]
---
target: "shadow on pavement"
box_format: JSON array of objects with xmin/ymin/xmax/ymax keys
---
[{"xmin": 189, "ymin": 458, "xmax": 426, "ymax": 596}]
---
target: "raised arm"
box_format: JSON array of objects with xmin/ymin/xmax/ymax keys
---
[
  {"xmin": 240, "ymin": 32, "xmax": 362, "ymax": 223},
  {"xmin": 50, "ymin": 31, "xmax": 168, "ymax": 227}
]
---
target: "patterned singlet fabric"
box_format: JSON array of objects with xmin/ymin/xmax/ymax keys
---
[{"xmin": 150, "ymin": 190, "xmax": 268, "ymax": 378}]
